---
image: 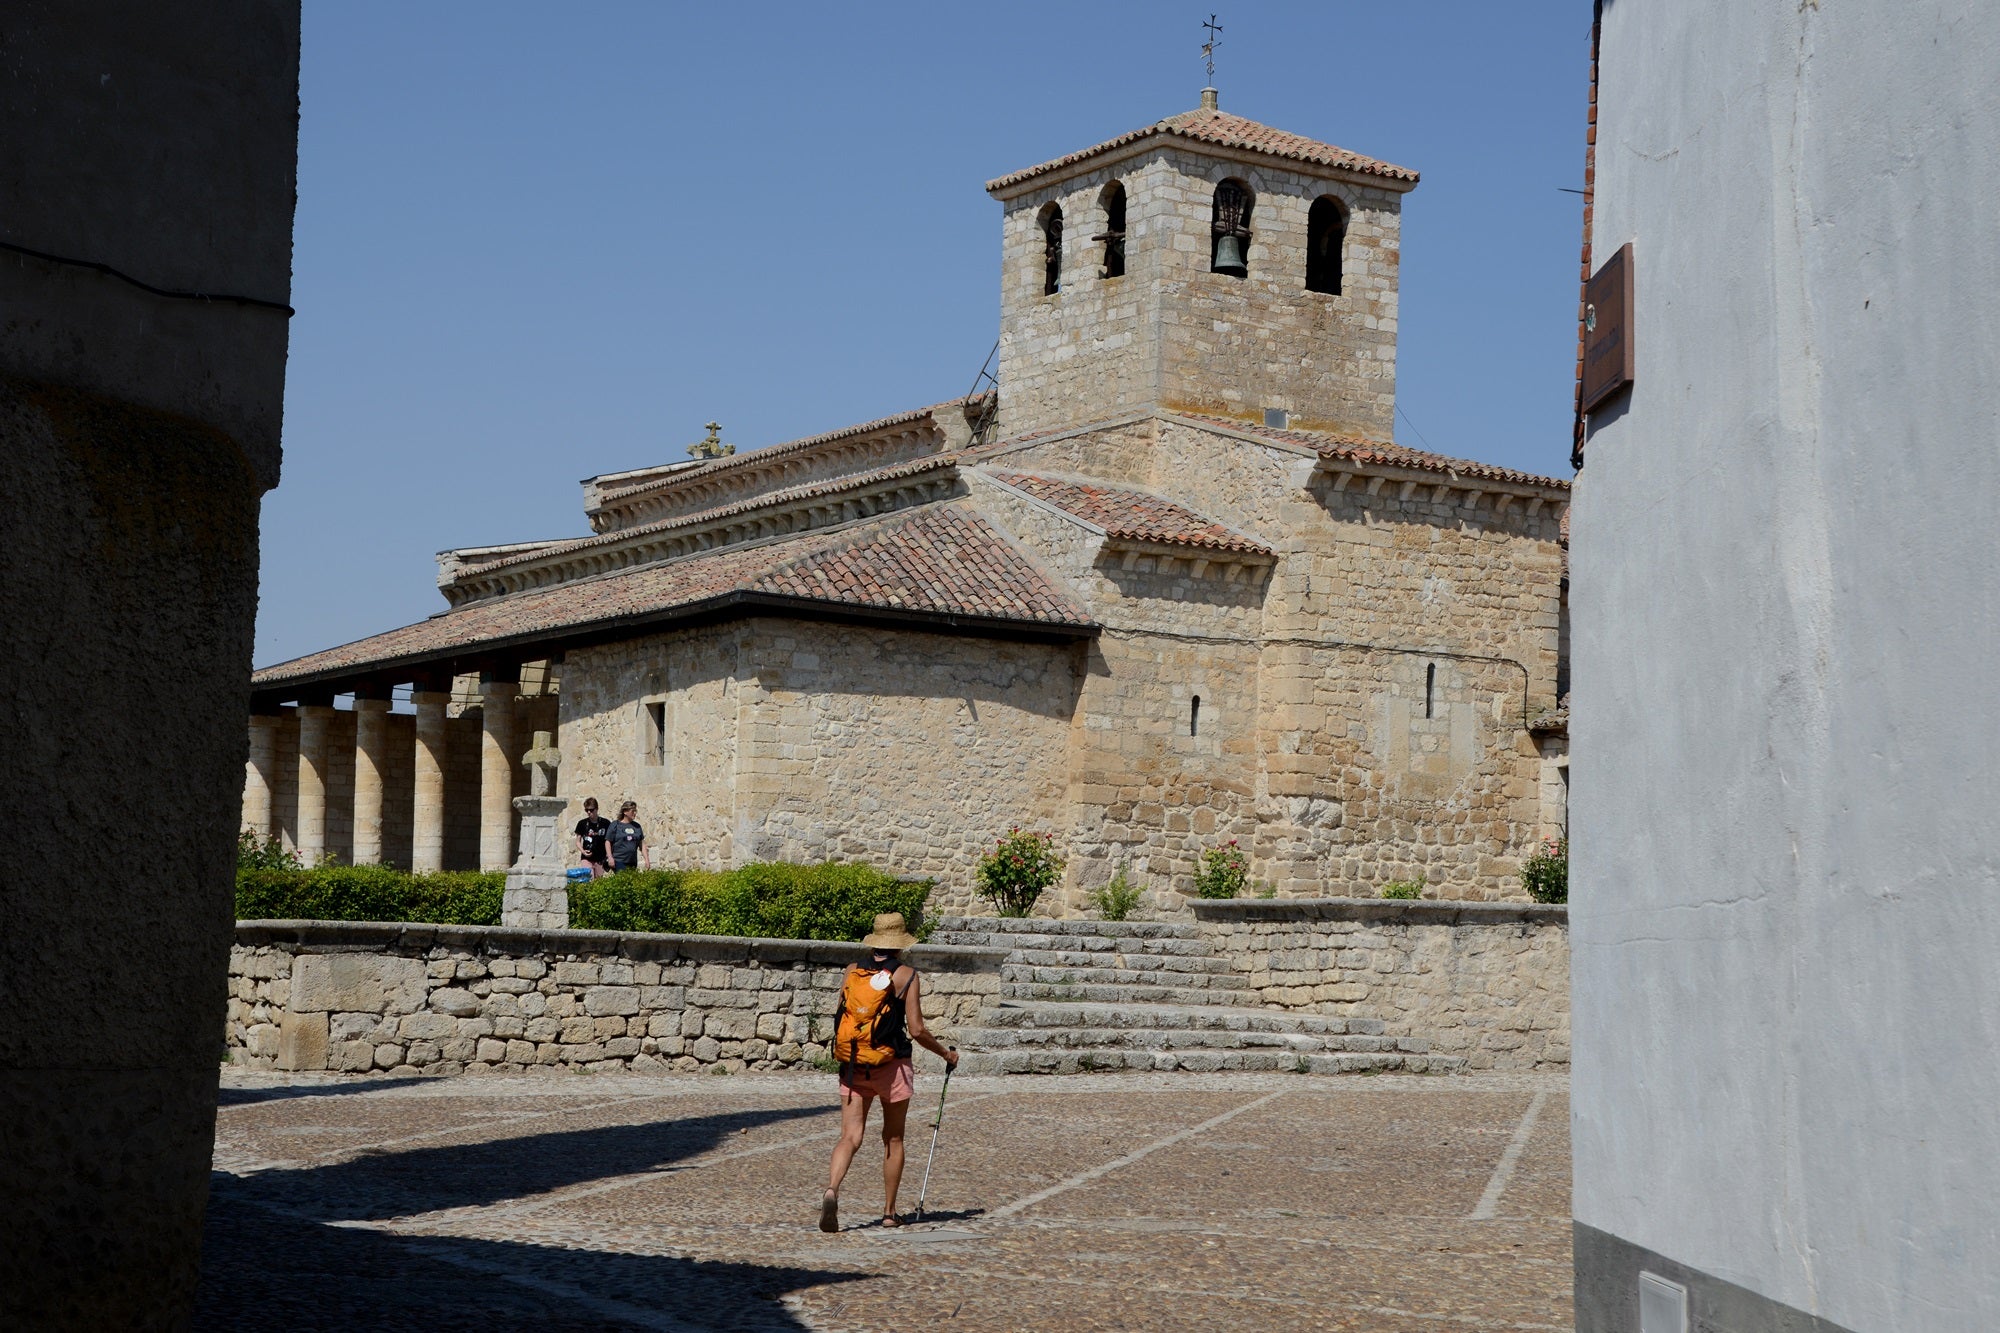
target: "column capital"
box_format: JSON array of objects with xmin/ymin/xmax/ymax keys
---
[
  {"xmin": 410, "ymin": 689, "xmax": 450, "ymax": 709},
  {"xmin": 352, "ymin": 695, "xmax": 393, "ymax": 715},
  {"xmin": 480, "ymin": 664, "xmax": 521, "ymax": 687},
  {"xmin": 352, "ymin": 682, "xmax": 394, "ymax": 704},
  {"xmin": 296, "ymin": 702, "xmax": 337, "ymax": 720}
]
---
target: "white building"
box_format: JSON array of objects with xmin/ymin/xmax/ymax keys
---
[{"xmin": 1572, "ymin": 2, "xmax": 2000, "ymax": 1330}]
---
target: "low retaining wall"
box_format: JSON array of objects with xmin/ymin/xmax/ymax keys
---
[
  {"xmin": 226, "ymin": 921, "xmax": 1007, "ymax": 1077},
  {"xmin": 1192, "ymin": 899, "xmax": 1569, "ymax": 1071}
]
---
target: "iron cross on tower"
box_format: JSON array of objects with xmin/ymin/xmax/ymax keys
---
[{"xmin": 1202, "ymin": 14, "xmax": 1222, "ymax": 83}]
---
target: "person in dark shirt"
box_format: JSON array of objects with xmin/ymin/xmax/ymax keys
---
[
  {"xmin": 574, "ymin": 798, "xmax": 612, "ymax": 878},
  {"xmin": 607, "ymin": 801, "xmax": 649, "ymax": 871}
]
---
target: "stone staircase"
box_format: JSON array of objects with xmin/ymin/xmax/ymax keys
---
[{"xmin": 929, "ymin": 917, "xmax": 1462, "ymax": 1076}]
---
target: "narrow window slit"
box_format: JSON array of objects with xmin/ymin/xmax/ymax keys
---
[
  {"xmin": 1190, "ymin": 695, "xmax": 1202, "ymax": 737},
  {"xmin": 645, "ymin": 700, "xmax": 667, "ymax": 766},
  {"xmin": 1425, "ymin": 664, "xmax": 1436, "ymax": 719}
]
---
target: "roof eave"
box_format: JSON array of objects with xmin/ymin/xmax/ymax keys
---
[
  {"xmin": 986, "ymin": 127, "xmax": 1419, "ymax": 201},
  {"xmin": 248, "ymin": 592, "xmax": 1097, "ymax": 704}
]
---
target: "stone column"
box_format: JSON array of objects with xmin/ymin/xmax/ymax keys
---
[
  {"xmin": 296, "ymin": 702, "xmax": 335, "ymax": 866},
  {"xmin": 243, "ymin": 712, "xmax": 281, "ymax": 840},
  {"xmin": 479, "ymin": 672, "xmax": 519, "ymax": 871},
  {"xmin": 351, "ymin": 692, "xmax": 392, "ymax": 866},
  {"xmin": 411, "ymin": 689, "xmax": 449, "ymax": 873}
]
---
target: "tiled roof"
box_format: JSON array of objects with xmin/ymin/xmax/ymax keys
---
[
  {"xmin": 596, "ymin": 403, "xmax": 948, "ymax": 507},
  {"xmin": 252, "ymin": 504, "xmax": 1093, "ymax": 690},
  {"xmin": 987, "ymin": 471, "xmax": 1271, "ymax": 556},
  {"xmin": 987, "ymin": 107, "xmax": 1417, "ymax": 194},
  {"xmin": 455, "ymin": 455, "xmax": 961, "ymax": 586},
  {"xmin": 1166, "ymin": 413, "xmax": 1570, "ymax": 491}
]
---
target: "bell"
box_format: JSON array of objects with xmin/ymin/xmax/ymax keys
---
[{"xmin": 1213, "ymin": 232, "xmax": 1247, "ymax": 276}]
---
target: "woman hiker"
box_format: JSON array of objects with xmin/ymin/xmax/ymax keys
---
[{"xmin": 820, "ymin": 912, "xmax": 957, "ymax": 1232}]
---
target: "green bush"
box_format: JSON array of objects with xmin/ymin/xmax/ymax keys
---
[
  {"xmin": 1380, "ymin": 880, "xmax": 1424, "ymax": 901},
  {"xmin": 1085, "ymin": 865, "xmax": 1145, "ymax": 921},
  {"xmin": 569, "ymin": 862, "xmax": 933, "ymax": 941},
  {"xmin": 1522, "ymin": 838, "xmax": 1568, "ymax": 904},
  {"xmin": 975, "ymin": 828, "xmax": 1064, "ymax": 918},
  {"xmin": 235, "ymin": 865, "xmax": 504, "ymax": 925},
  {"xmin": 1192, "ymin": 840, "xmax": 1250, "ymax": 899},
  {"xmin": 236, "ymin": 829, "xmax": 302, "ymax": 872}
]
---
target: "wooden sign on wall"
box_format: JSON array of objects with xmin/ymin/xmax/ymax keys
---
[{"xmin": 1581, "ymin": 241, "xmax": 1634, "ymax": 412}]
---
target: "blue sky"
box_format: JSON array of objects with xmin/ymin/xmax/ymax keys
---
[{"xmin": 259, "ymin": 1, "xmax": 1590, "ymax": 668}]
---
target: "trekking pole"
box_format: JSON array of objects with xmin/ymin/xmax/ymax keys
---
[{"xmin": 914, "ymin": 1051, "xmax": 956, "ymax": 1222}]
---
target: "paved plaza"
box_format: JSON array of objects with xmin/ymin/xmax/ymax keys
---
[{"xmin": 197, "ymin": 1068, "xmax": 1572, "ymax": 1331}]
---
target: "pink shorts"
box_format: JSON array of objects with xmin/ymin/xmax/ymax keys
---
[{"xmin": 838, "ymin": 1058, "xmax": 914, "ymax": 1104}]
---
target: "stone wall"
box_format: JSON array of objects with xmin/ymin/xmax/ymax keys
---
[
  {"xmin": 1193, "ymin": 898, "xmax": 1568, "ymax": 1071},
  {"xmin": 227, "ymin": 921, "xmax": 1005, "ymax": 1076},
  {"xmin": 555, "ymin": 618, "xmax": 1079, "ymax": 913},
  {"xmin": 0, "ymin": 3, "xmax": 301, "ymax": 1321}
]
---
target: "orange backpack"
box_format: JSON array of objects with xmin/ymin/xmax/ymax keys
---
[{"xmin": 832, "ymin": 965, "xmax": 903, "ymax": 1068}]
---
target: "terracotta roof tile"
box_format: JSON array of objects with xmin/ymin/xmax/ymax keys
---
[
  {"xmin": 1166, "ymin": 413, "xmax": 1569, "ymax": 491},
  {"xmin": 456, "ymin": 454, "xmax": 961, "ymax": 586},
  {"xmin": 987, "ymin": 107, "xmax": 1417, "ymax": 194},
  {"xmin": 987, "ymin": 471, "xmax": 1272, "ymax": 555},
  {"xmin": 596, "ymin": 402, "xmax": 949, "ymax": 507},
  {"xmin": 253, "ymin": 505, "xmax": 1093, "ymax": 690}
]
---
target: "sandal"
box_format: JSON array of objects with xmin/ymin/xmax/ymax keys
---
[
  {"xmin": 819, "ymin": 1192, "xmax": 839, "ymax": 1233},
  {"xmin": 881, "ymin": 1213, "xmax": 901, "ymax": 1228}
]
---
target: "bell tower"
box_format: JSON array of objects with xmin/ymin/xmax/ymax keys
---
[{"xmin": 986, "ymin": 93, "xmax": 1418, "ymax": 440}]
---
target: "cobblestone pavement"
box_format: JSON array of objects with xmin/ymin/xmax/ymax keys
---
[{"xmin": 197, "ymin": 1068, "xmax": 1571, "ymax": 1331}]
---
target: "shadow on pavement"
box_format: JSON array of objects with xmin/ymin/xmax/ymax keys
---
[
  {"xmin": 230, "ymin": 1104, "xmax": 833, "ymax": 1222},
  {"xmin": 218, "ymin": 1075, "xmax": 436, "ymax": 1107},
  {"xmin": 200, "ymin": 1103, "xmax": 853, "ymax": 1329},
  {"xmin": 196, "ymin": 1181, "xmax": 863, "ymax": 1331}
]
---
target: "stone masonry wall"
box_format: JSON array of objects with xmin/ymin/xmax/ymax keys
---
[
  {"xmin": 732, "ymin": 618, "xmax": 1078, "ymax": 911},
  {"xmin": 1194, "ymin": 899, "xmax": 1568, "ymax": 1071},
  {"xmin": 558, "ymin": 623, "xmax": 745, "ymax": 866},
  {"xmin": 227, "ymin": 921, "xmax": 1005, "ymax": 1077},
  {"xmin": 981, "ymin": 418, "xmax": 1564, "ymax": 901}
]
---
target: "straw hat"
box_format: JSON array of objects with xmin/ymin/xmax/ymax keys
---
[{"xmin": 861, "ymin": 912, "xmax": 918, "ymax": 950}]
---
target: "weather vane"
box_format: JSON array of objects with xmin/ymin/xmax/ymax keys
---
[{"xmin": 1202, "ymin": 14, "xmax": 1222, "ymax": 83}]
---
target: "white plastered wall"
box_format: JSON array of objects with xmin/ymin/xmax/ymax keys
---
[{"xmin": 1572, "ymin": 2, "xmax": 2000, "ymax": 1328}]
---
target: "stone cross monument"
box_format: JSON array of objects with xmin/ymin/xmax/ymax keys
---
[{"xmin": 502, "ymin": 730, "xmax": 570, "ymax": 929}]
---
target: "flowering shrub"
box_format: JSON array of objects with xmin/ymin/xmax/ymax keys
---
[
  {"xmin": 1521, "ymin": 837, "xmax": 1568, "ymax": 904},
  {"xmin": 1086, "ymin": 865, "xmax": 1145, "ymax": 921},
  {"xmin": 976, "ymin": 828, "xmax": 1064, "ymax": 917},
  {"xmin": 1192, "ymin": 840, "xmax": 1251, "ymax": 899}
]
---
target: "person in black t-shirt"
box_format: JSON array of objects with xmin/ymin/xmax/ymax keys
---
[
  {"xmin": 574, "ymin": 798, "xmax": 612, "ymax": 878},
  {"xmin": 607, "ymin": 801, "xmax": 649, "ymax": 872}
]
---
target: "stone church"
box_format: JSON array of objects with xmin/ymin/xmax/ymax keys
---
[{"xmin": 245, "ymin": 92, "xmax": 1570, "ymax": 912}]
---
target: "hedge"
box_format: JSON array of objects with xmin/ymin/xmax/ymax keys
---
[
  {"xmin": 234, "ymin": 860, "xmax": 930, "ymax": 941},
  {"xmin": 235, "ymin": 866, "xmax": 504, "ymax": 927},
  {"xmin": 568, "ymin": 863, "xmax": 933, "ymax": 941}
]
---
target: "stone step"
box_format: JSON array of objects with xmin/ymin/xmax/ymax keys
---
[
  {"xmin": 931, "ymin": 932, "xmax": 1222, "ymax": 960},
  {"xmin": 933, "ymin": 916, "xmax": 1205, "ymax": 940},
  {"xmin": 951, "ymin": 1047, "xmax": 1465, "ymax": 1076},
  {"xmin": 956, "ymin": 1025, "xmax": 1398, "ymax": 1054},
  {"xmin": 1001, "ymin": 981, "xmax": 1265, "ymax": 1007},
  {"xmin": 975, "ymin": 999, "xmax": 1388, "ymax": 1038},
  {"xmin": 962, "ymin": 1022, "xmax": 1411, "ymax": 1055},
  {"xmin": 999, "ymin": 956, "xmax": 1238, "ymax": 980}
]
